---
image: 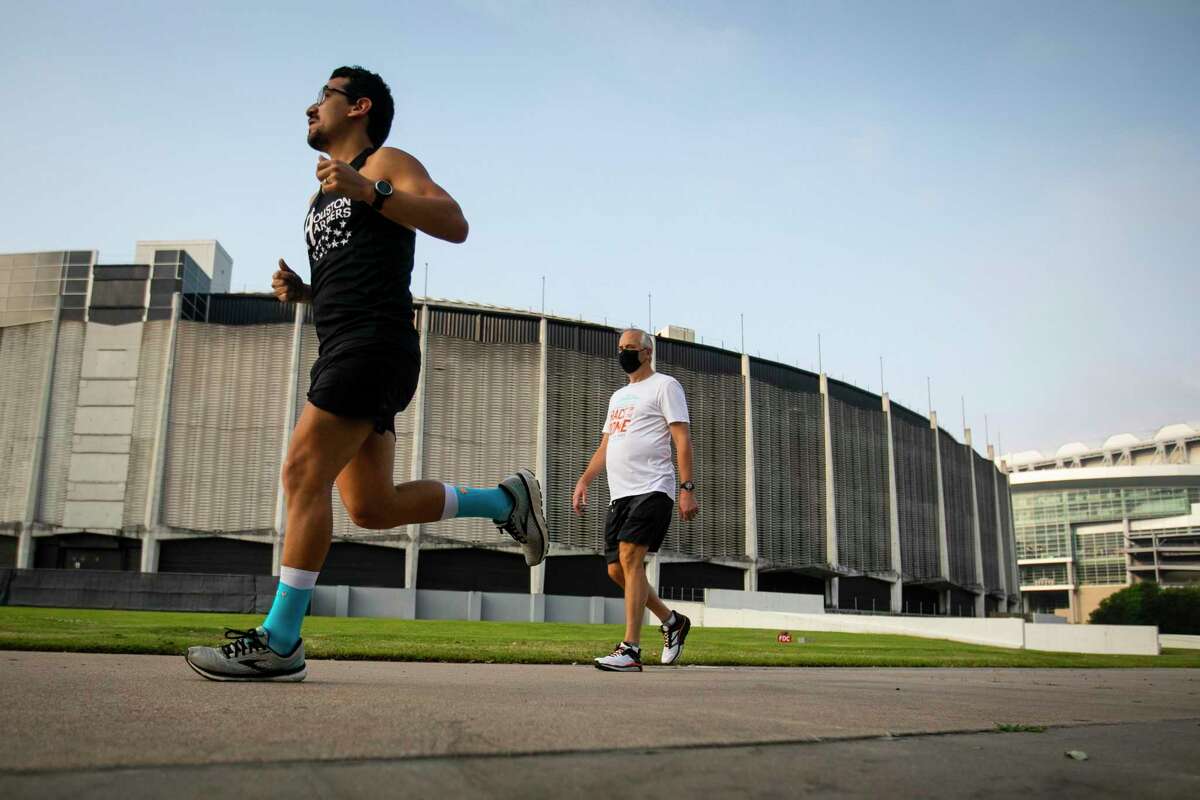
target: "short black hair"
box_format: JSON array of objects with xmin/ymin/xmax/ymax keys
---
[{"xmin": 330, "ymin": 65, "xmax": 395, "ymax": 147}]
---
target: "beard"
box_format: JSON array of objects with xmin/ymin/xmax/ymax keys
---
[{"xmin": 307, "ymin": 127, "xmax": 328, "ymax": 151}]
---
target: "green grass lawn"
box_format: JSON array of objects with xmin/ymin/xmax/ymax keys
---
[{"xmin": 1, "ymin": 606, "xmax": 1196, "ymax": 668}]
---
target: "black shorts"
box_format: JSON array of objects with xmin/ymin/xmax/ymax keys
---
[
  {"xmin": 604, "ymin": 491, "xmax": 674, "ymax": 564},
  {"xmin": 307, "ymin": 347, "xmax": 420, "ymax": 435}
]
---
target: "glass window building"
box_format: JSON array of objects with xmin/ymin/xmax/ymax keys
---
[{"xmin": 1006, "ymin": 429, "xmax": 1200, "ymax": 622}]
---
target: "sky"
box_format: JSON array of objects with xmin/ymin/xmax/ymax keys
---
[{"xmin": 2, "ymin": 0, "xmax": 1197, "ymax": 457}]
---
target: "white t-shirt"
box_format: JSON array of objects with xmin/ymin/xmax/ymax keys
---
[{"xmin": 602, "ymin": 371, "xmax": 690, "ymax": 501}]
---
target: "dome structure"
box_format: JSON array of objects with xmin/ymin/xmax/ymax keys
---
[
  {"xmin": 1154, "ymin": 423, "xmax": 1197, "ymax": 442},
  {"xmin": 1102, "ymin": 433, "xmax": 1140, "ymax": 451},
  {"xmin": 1055, "ymin": 442, "xmax": 1091, "ymax": 460},
  {"xmin": 1007, "ymin": 450, "xmax": 1045, "ymax": 467}
]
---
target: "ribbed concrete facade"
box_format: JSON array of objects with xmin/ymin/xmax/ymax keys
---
[{"xmin": 0, "ymin": 292, "xmax": 1019, "ymax": 614}]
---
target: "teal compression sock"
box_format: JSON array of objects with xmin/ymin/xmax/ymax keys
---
[
  {"xmin": 261, "ymin": 567, "xmax": 317, "ymax": 656},
  {"xmin": 441, "ymin": 483, "xmax": 514, "ymax": 522}
]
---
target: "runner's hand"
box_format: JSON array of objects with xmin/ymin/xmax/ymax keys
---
[
  {"xmin": 272, "ymin": 259, "xmax": 309, "ymax": 303},
  {"xmin": 678, "ymin": 491, "xmax": 699, "ymax": 522},
  {"xmin": 316, "ymin": 157, "xmax": 373, "ymax": 202},
  {"xmin": 572, "ymin": 481, "xmax": 589, "ymax": 515}
]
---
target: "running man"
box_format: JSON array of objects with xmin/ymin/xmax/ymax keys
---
[
  {"xmin": 573, "ymin": 329, "xmax": 698, "ymax": 672},
  {"xmin": 186, "ymin": 66, "xmax": 547, "ymax": 682}
]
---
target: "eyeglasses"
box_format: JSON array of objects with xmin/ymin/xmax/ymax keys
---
[
  {"xmin": 618, "ymin": 345, "xmax": 646, "ymax": 352},
  {"xmin": 315, "ymin": 84, "xmax": 353, "ymax": 106}
]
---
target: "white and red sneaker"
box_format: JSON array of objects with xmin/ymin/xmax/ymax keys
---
[
  {"xmin": 594, "ymin": 642, "xmax": 643, "ymax": 672},
  {"xmin": 660, "ymin": 612, "xmax": 692, "ymax": 665}
]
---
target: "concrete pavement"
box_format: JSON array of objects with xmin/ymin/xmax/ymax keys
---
[{"xmin": 2, "ymin": 652, "xmax": 1198, "ymax": 797}]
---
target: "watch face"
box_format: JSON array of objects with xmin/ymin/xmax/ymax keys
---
[{"xmin": 375, "ymin": 179, "xmax": 393, "ymax": 196}]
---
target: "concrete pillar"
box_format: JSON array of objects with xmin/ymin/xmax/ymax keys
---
[
  {"xmin": 882, "ymin": 394, "xmax": 903, "ymax": 613},
  {"xmin": 405, "ymin": 305, "xmax": 431, "ymax": 589},
  {"xmin": 1004, "ymin": 473, "xmax": 1021, "ymax": 610},
  {"xmin": 533, "ymin": 316, "xmax": 549, "ymax": 594},
  {"xmin": 143, "ymin": 294, "xmax": 181, "ymax": 573},
  {"xmin": 1122, "ymin": 517, "xmax": 1132, "ymax": 586},
  {"xmin": 987, "ymin": 445, "xmax": 1010, "ymax": 610},
  {"xmin": 930, "ymin": 413, "xmax": 952, "ymax": 614},
  {"xmin": 1066, "ymin": 561, "xmax": 1078, "ymax": 623},
  {"xmin": 964, "ymin": 429, "xmax": 987, "ymax": 618},
  {"xmin": 826, "ymin": 577, "xmax": 839, "ymax": 608},
  {"xmin": 819, "ymin": 373, "xmax": 839, "ymax": 606},
  {"xmin": 530, "ymin": 561, "xmax": 546, "ymax": 594},
  {"xmin": 466, "ymin": 591, "xmax": 482, "ymax": 621},
  {"xmin": 740, "ymin": 354, "xmax": 758, "ymax": 592},
  {"xmin": 589, "ymin": 595, "xmax": 605, "ymax": 624},
  {"xmin": 528, "ymin": 593, "xmax": 546, "ymax": 622},
  {"xmin": 335, "ymin": 585, "xmax": 351, "ymax": 617},
  {"xmin": 18, "ymin": 299, "xmax": 63, "ymax": 569},
  {"xmin": 404, "ymin": 538, "xmax": 420, "ymax": 589},
  {"xmin": 140, "ymin": 531, "xmax": 160, "ymax": 573},
  {"xmin": 645, "ymin": 552, "xmax": 661, "ymax": 594}
]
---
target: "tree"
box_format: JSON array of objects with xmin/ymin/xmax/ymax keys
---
[{"xmin": 1089, "ymin": 583, "xmax": 1200, "ymax": 634}]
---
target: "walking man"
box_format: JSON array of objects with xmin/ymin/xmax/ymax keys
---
[
  {"xmin": 186, "ymin": 66, "xmax": 547, "ymax": 682},
  {"xmin": 573, "ymin": 329, "xmax": 698, "ymax": 672}
]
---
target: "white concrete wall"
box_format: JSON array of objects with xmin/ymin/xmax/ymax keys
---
[
  {"xmin": 306, "ymin": 586, "xmax": 1164, "ymax": 656},
  {"xmin": 1024, "ymin": 623, "xmax": 1159, "ymax": 656},
  {"xmin": 1159, "ymin": 634, "xmax": 1200, "ymax": 650},
  {"xmin": 706, "ymin": 588, "xmax": 823, "ymax": 614},
  {"xmin": 702, "ymin": 608, "xmax": 1027, "ymax": 649}
]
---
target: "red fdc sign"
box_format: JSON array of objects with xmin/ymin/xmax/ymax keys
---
[{"xmin": 777, "ymin": 631, "xmax": 792, "ymax": 644}]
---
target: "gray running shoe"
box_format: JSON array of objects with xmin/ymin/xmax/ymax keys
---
[
  {"xmin": 185, "ymin": 627, "xmax": 307, "ymax": 682},
  {"xmin": 496, "ymin": 468, "xmax": 549, "ymax": 566}
]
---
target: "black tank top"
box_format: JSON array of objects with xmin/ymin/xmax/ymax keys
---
[{"xmin": 304, "ymin": 148, "xmax": 418, "ymax": 358}]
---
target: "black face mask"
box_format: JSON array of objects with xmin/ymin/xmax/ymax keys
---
[{"xmin": 619, "ymin": 349, "xmax": 643, "ymax": 374}]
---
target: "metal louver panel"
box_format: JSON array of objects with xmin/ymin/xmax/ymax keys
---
[
  {"xmin": 123, "ymin": 320, "xmax": 171, "ymax": 528},
  {"xmin": 892, "ymin": 408, "xmax": 941, "ymax": 581},
  {"xmin": 939, "ymin": 433, "xmax": 977, "ymax": 588},
  {"xmin": 973, "ymin": 451, "xmax": 1002, "ymax": 593},
  {"xmin": 0, "ymin": 321, "xmax": 53, "ymax": 524},
  {"xmin": 545, "ymin": 323, "xmax": 622, "ymax": 552},
  {"xmin": 161, "ymin": 322, "xmax": 291, "ymax": 533},
  {"xmin": 749, "ymin": 360, "xmax": 825, "ymax": 570},
  {"xmin": 657, "ymin": 342, "xmax": 745, "ymax": 561},
  {"xmin": 422, "ymin": 329, "xmax": 539, "ymax": 546},
  {"xmin": 37, "ymin": 320, "xmax": 85, "ymax": 526},
  {"xmin": 829, "ymin": 386, "xmax": 891, "ymax": 574}
]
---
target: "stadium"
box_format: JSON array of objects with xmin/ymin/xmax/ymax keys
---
[
  {"xmin": 1004, "ymin": 428, "xmax": 1200, "ymax": 622},
  {"xmin": 0, "ymin": 241, "xmax": 1020, "ymax": 618}
]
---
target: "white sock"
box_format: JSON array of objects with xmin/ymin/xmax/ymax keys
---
[
  {"xmin": 664, "ymin": 611, "xmax": 677, "ymax": 627},
  {"xmin": 440, "ymin": 483, "xmax": 459, "ymax": 521},
  {"xmin": 278, "ymin": 566, "xmax": 319, "ymax": 590}
]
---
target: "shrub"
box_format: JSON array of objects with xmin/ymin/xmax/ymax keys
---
[{"xmin": 1089, "ymin": 583, "xmax": 1200, "ymax": 634}]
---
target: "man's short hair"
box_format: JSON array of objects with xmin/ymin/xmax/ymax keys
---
[
  {"xmin": 622, "ymin": 328, "xmax": 653, "ymax": 350},
  {"xmin": 330, "ymin": 65, "xmax": 395, "ymax": 147}
]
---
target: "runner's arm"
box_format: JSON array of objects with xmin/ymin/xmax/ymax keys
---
[
  {"xmin": 372, "ymin": 148, "xmax": 469, "ymax": 243},
  {"xmin": 670, "ymin": 422, "xmax": 699, "ymax": 521},
  {"xmin": 572, "ymin": 434, "xmax": 609, "ymax": 513}
]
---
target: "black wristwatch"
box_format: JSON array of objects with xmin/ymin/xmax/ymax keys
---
[
  {"xmin": 371, "ymin": 179, "xmax": 393, "ymax": 210},
  {"xmin": 680, "ymin": 481, "xmax": 695, "ymax": 492}
]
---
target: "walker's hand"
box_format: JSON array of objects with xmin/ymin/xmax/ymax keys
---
[
  {"xmin": 678, "ymin": 491, "xmax": 699, "ymax": 522},
  {"xmin": 271, "ymin": 259, "xmax": 309, "ymax": 303},
  {"xmin": 316, "ymin": 157, "xmax": 374, "ymax": 202},
  {"xmin": 572, "ymin": 482, "xmax": 589, "ymax": 515}
]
